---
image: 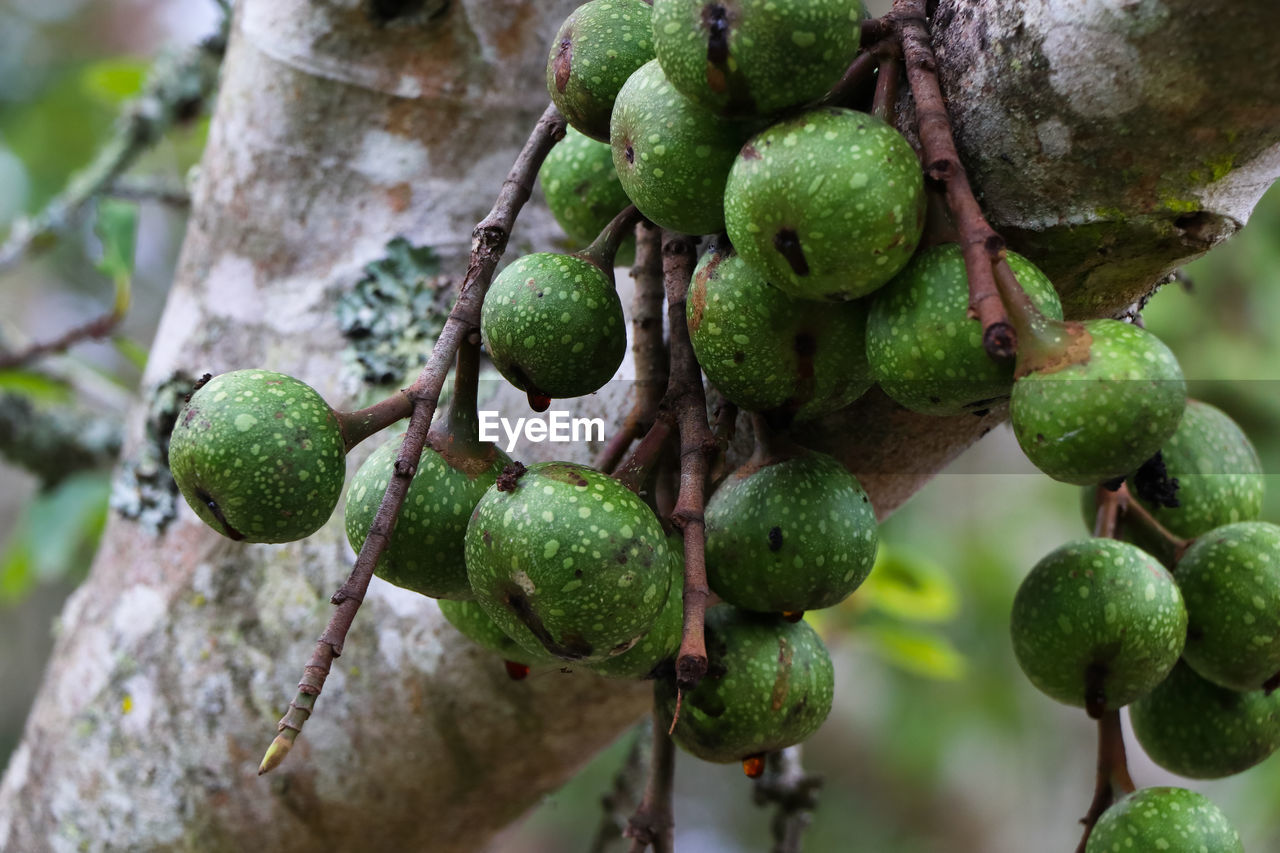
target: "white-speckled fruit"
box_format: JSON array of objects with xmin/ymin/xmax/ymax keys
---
[
  {"xmin": 867, "ymin": 244, "xmax": 1063, "ymax": 415},
  {"xmin": 589, "ymin": 533, "xmax": 685, "ymax": 679},
  {"xmin": 1177, "ymin": 521, "xmax": 1280, "ymax": 691},
  {"xmin": 345, "ymin": 432, "xmax": 510, "ymax": 600},
  {"xmin": 465, "ymin": 462, "xmax": 669, "ymax": 663},
  {"xmin": 538, "ymin": 127, "xmax": 636, "ymax": 264},
  {"xmin": 1010, "ymin": 539, "xmax": 1186, "ymax": 711},
  {"xmin": 548, "ymin": 0, "xmax": 655, "ymax": 141},
  {"xmin": 687, "ymin": 245, "xmax": 872, "ymax": 421},
  {"xmin": 655, "ymin": 606, "xmax": 834, "ymax": 762},
  {"xmin": 724, "ymin": 108, "xmax": 924, "ymax": 301},
  {"xmin": 650, "ymin": 0, "xmax": 864, "ymax": 117},
  {"xmin": 1085, "ymin": 788, "xmax": 1242, "ymax": 853},
  {"xmin": 1130, "ymin": 660, "xmax": 1280, "ymax": 779},
  {"xmin": 481, "ymin": 253, "xmax": 625, "ymax": 399},
  {"xmin": 1011, "ymin": 319, "xmax": 1186, "ymax": 485},
  {"xmin": 610, "ymin": 59, "xmax": 754, "ymax": 235},
  {"xmin": 169, "ymin": 369, "xmax": 346, "ymax": 543},
  {"xmin": 705, "ymin": 449, "xmax": 877, "ymax": 613},
  {"xmin": 438, "ymin": 599, "xmax": 559, "ymax": 668}
]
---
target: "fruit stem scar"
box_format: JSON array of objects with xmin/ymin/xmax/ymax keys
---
[{"xmin": 704, "ymin": 4, "xmax": 730, "ymax": 65}]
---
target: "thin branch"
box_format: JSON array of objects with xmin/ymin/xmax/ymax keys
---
[
  {"xmin": 752, "ymin": 747, "xmax": 823, "ymax": 853},
  {"xmin": 624, "ymin": 708, "xmax": 676, "ymax": 853},
  {"xmin": 0, "ymin": 38, "xmax": 222, "ymax": 274},
  {"xmin": 871, "ymin": 44, "xmax": 902, "ymax": 126},
  {"xmin": 259, "ymin": 104, "xmax": 567, "ymax": 775},
  {"xmin": 1092, "ymin": 484, "xmax": 1124, "ymax": 539},
  {"xmin": 1075, "ymin": 710, "xmax": 1136, "ymax": 853},
  {"xmin": 589, "ymin": 719, "xmax": 653, "ymax": 853},
  {"xmin": 1116, "ymin": 482, "xmax": 1192, "ymax": 562},
  {"xmin": 0, "ymin": 310, "xmax": 123, "ymax": 371},
  {"xmin": 895, "ymin": 0, "xmax": 1015, "ymax": 361},
  {"xmin": 861, "ymin": 14, "xmax": 895, "ymax": 45},
  {"xmin": 105, "ymin": 176, "xmax": 192, "ymax": 208},
  {"xmin": 661, "ymin": 231, "xmax": 715, "ymax": 694},
  {"xmin": 335, "ymin": 390, "xmax": 413, "ymax": 452},
  {"xmin": 597, "ymin": 221, "xmax": 668, "ymax": 474}
]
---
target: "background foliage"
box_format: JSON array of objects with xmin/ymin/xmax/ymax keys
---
[{"xmin": 1, "ymin": 1, "xmax": 1277, "ymax": 850}]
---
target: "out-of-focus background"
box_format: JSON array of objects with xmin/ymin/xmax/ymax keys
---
[{"xmin": 1, "ymin": 1, "xmax": 1278, "ymax": 851}]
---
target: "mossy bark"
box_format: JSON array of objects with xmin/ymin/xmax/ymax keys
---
[{"xmin": 2, "ymin": 0, "xmax": 1280, "ymax": 849}]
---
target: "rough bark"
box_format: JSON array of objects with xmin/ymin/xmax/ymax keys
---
[{"xmin": 2, "ymin": 0, "xmax": 1279, "ymax": 850}]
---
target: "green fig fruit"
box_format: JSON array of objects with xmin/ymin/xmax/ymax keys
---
[
  {"xmin": 610, "ymin": 59, "xmax": 753, "ymax": 235},
  {"xmin": 538, "ymin": 126, "xmax": 636, "ymax": 265},
  {"xmin": 438, "ymin": 598, "xmax": 558, "ymax": 668},
  {"xmin": 1010, "ymin": 538, "xmax": 1186, "ymax": 711},
  {"xmin": 1177, "ymin": 521, "xmax": 1280, "ymax": 691},
  {"xmin": 867, "ymin": 244, "xmax": 1063, "ymax": 415},
  {"xmin": 1135, "ymin": 400, "xmax": 1265, "ymax": 537},
  {"xmin": 705, "ymin": 449, "xmax": 877, "ymax": 613},
  {"xmin": 465, "ymin": 461, "xmax": 669, "ymax": 663},
  {"xmin": 1085, "ymin": 788, "xmax": 1243, "ymax": 853},
  {"xmin": 1010, "ymin": 319, "xmax": 1186, "ymax": 485},
  {"xmin": 548, "ymin": 0, "xmax": 655, "ymax": 141},
  {"xmin": 687, "ymin": 244, "xmax": 873, "ymax": 421},
  {"xmin": 589, "ymin": 533, "xmax": 685, "ymax": 679},
  {"xmin": 481, "ymin": 253, "xmax": 625, "ymax": 399},
  {"xmin": 723, "ymin": 108, "xmax": 925, "ymax": 302},
  {"xmin": 650, "ymin": 0, "xmax": 864, "ymax": 117},
  {"xmin": 169, "ymin": 369, "xmax": 346, "ymax": 543},
  {"xmin": 655, "ymin": 607, "xmax": 834, "ymax": 762},
  {"xmin": 1130, "ymin": 661, "xmax": 1280, "ymax": 779},
  {"xmin": 345, "ymin": 431, "xmax": 509, "ymax": 599}
]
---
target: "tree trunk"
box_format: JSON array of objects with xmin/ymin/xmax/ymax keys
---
[{"xmin": 2, "ymin": 1, "xmax": 1277, "ymax": 850}]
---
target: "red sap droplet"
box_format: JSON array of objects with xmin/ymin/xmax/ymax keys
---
[
  {"xmin": 782, "ymin": 611, "xmax": 804, "ymax": 623},
  {"xmin": 527, "ymin": 391, "xmax": 552, "ymax": 412},
  {"xmin": 504, "ymin": 660, "xmax": 530, "ymax": 681},
  {"xmin": 742, "ymin": 754, "xmax": 766, "ymax": 778}
]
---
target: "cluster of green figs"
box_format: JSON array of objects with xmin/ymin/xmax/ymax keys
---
[{"xmin": 163, "ymin": 0, "xmax": 1274, "ymax": 846}]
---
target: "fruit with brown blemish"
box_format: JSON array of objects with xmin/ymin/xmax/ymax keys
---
[
  {"xmin": 1130, "ymin": 660, "xmax": 1280, "ymax": 779},
  {"xmin": 705, "ymin": 448, "xmax": 877, "ymax": 613},
  {"xmin": 344, "ymin": 431, "xmax": 510, "ymax": 599},
  {"xmin": 481, "ymin": 252, "xmax": 625, "ymax": 400},
  {"xmin": 168, "ymin": 369, "xmax": 347, "ymax": 543},
  {"xmin": 654, "ymin": 606, "xmax": 834, "ymax": 762},
  {"xmin": 547, "ymin": 0, "xmax": 655, "ymax": 141},
  {"xmin": 610, "ymin": 59, "xmax": 754, "ymax": 235},
  {"xmin": 438, "ymin": 598, "xmax": 559, "ymax": 669},
  {"xmin": 1176, "ymin": 521, "xmax": 1280, "ymax": 691},
  {"xmin": 687, "ymin": 243, "xmax": 873, "ymax": 421},
  {"xmin": 723, "ymin": 108, "xmax": 925, "ymax": 301},
  {"xmin": 538, "ymin": 126, "xmax": 636, "ymax": 264},
  {"xmin": 650, "ymin": 0, "xmax": 864, "ymax": 117},
  {"xmin": 1008, "ymin": 316, "xmax": 1186, "ymax": 485},
  {"xmin": 866, "ymin": 244, "xmax": 1063, "ymax": 416},
  {"xmin": 1085, "ymin": 788, "xmax": 1242, "ymax": 853},
  {"xmin": 1010, "ymin": 538, "xmax": 1186, "ymax": 712},
  {"xmin": 464, "ymin": 461, "xmax": 670, "ymax": 663},
  {"xmin": 588, "ymin": 532, "xmax": 685, "ymax": 679}
]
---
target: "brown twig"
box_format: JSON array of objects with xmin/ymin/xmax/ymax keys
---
[
  {"xmin": 589, "ymin": 719, "xmax": 653, "ymax": 853},
  {"xmin": 597, "ymin": 222, "xmax": 669, "ymax": 474},
  {"xmin": 861, "ymin": 14, "xmax": 895, "ymax": 45},
  {"xmin": 624, "ymin": 708, "xmax": 676, "ymax": 853},
  {"xmin": 895, "ymin": 0, "xmax": 1015, "ymax": 361},
  {"xmin": 1075, "ymin": 710, "xmax": 1136, "ymax": 853},
  {"xmin": 661, "ymin": 231, "xmax": 715, "ymax": 694},
  {"xmin": 871, "ymin": 43, "xmax": 902, "ymax": 126},
  {"xmin": 1092, "ymin": 484, "xmax": 1125, "ymax": 539},
  {"xmin": 752, "ymin": 747, "xmax": 823, "ymax": 853},
  {"xmin": 0, "ymin": 310, "xmax": 123, "ymax": 370},
  {"xmin": 825, "ymin": 42, "xmax": 892, "ymax": 109},
  {"xmin": 258, "ymin": 104, "xmax": 567, "ymax": 775},
  {"xmin": 1116, "ymin": 482, "xmax": 1193, "ymax": 562},
  {"xmin": 335, "ymin": 391, "xmax": 413, "ymax": 452}
]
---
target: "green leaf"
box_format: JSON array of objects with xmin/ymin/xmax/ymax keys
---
[
  {"xmin": 0, "ymin": 370, "xmax": 73, "ymax": 402},
  {"xmin": 95, "ymin": 198, "xmax": 138, "ymax": 287},
  {"xmin": 112, "ymin": 336, "xmax": 148, "ymax": 371},
  {"xmin": 859, "ymin": 546, "xmax": 960, "ymax": 623},
  {"xmin": 81, "ymin": 59, "xmax": 148, "ymax": 106},
  {"xmin": 0, "ymin": 472, "xmax": 110, "ymax": 602},
  {"xmin": 862, "ymin": 623, "xmax": 968, "ymax": 681}
]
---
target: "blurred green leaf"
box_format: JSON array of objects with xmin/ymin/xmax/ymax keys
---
[
  {"xmin": 0, "ymin": 472, "xmax": 110, "ymax": 603},
  {"xmin": 0, "ymin": 370, "xmax": 72, "ymax": 402},
  {"xmin": 80, "ymin": 59, "xmax": 147, "ymax": 106},
  {"xmin": 861, "ymin": 623, "xmax": 968, "ymax": 681},
  {"xmin": 112, "ymin": 336, "xmax": 148, "ymax": 371},
  {"xmin": 95, "ymin": 198, "xmax": 138, "ymax": 285},
  {"xmin": 858, "ymin": 546, "xmax": 960, "ymax": 623}
]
